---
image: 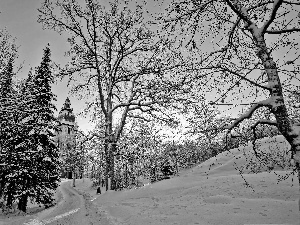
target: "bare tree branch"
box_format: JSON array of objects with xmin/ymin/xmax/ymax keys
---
[
  {"xmin": 266, "ymin": 28, "xmax": 300, "ymax": 34},
  {"xmin": 250, "ymin": 119, "xmax": 278, "ymax": 157},
  {"xmin": 282, "ymin": 1, "xmax": 300, "ymax": 5},
  {"xmin": 225, "ymin": 98, "xmax": 273, "ymax": 131},
  {"xmin": 224, "ymin": 0, "xmax": 252, "ymax": 25},
  {"xmin": 127, "ymin": 114, "xmax": 151, "ymax": 122},
  {"xmin": 251, "ymin": 119, "xmax": 278, "ymax": 129},
  {"xmin": 262, "ymin": 0, "xmax": 284, "ymax": 33}
]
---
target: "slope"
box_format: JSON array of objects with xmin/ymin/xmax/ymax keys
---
[{"xmin": 94, "ymin": 136, "xmax": 299, "ymax": 225}]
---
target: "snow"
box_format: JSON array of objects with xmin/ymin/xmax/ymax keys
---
[
  {"xmin": 289, "ymin": 124, "xmax": 300, "ymax": 139},
  {"xmin": 15, "ymin": 142, "xmax": 25, "ymax": 149},
  {"xmin": 29, "ymin": 129, "xmax": 35, "ymax": 136},
  {"xmin": 59, "ymin": 120, "xmax": 76, "ymax": 126},
  {"xmin": 225, "ymin": 98, "xmax": 273, "ymax": 131},
  {"xmin": 41, "ymin": 208, "xmax": 80, "ymax": 224},
  {"xmin": 43, "ymin": 156, "xmax": 51, "ymax": 162},
  {"xmin": 2, "ymin": 136, "xmax": 299, "ymax": 224},
  {"xmin": 93, "ymin": 135, "xmax": 299, "ymax": 225},
  {"xmin": 289, "ymin": 124, "xmax": 300, "ymax": 162}
]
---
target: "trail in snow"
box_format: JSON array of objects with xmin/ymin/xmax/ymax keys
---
[
  {"xmin": 24, "ymin": 208, "xmax": 80, "ymax": 225},
  {"xmin": 21, "ymin": 180, "xmax": 106, "ymax": 225}
]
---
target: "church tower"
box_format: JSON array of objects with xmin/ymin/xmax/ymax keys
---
[{"xmin": 56, "ymin": 97, "xmax": 78, "ymax": 178}]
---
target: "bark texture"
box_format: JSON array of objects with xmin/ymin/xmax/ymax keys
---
[{"xmin": 251, "ymin": 30, "xmax": 300, "ymax": 169}]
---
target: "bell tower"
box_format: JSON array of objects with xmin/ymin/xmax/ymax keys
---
[{"xmin": 56, "ymin": 97, "xmax": 78, "ymax": 178}]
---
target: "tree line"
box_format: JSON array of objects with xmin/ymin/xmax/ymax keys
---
[
  {"xmin": 1, "ymin": 0, "xmax": 300, "ymax": 213},
  {"xmin": 0, "ymin": 37, "xmax": 59, "ymax": 212}
]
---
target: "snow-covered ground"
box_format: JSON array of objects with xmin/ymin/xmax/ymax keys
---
[
  {"xmin": 1, "ymin": 135, "xmax": 300, "ymax": 225},
  {"xmin": 92, "ymin": 136, "xmax": 299, "ymax": 225},
  {"xmin": 0, "ymin": 179, "xmax": 66, "ymax": 224}
]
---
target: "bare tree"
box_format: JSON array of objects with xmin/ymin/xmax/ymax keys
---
[
  {"xmin": 164, "ymin": 0, "xmax": 300, "ymax": 208},
  {"xmin": 38, "ymin": 0, "xmax": 182, "ymax": 190}
]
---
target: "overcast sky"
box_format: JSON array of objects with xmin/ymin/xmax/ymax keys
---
[
  {"xmin": 1, "ymin": 0, "xmax": 298, "ymax": 135},
  {"xmin": 0, "ymin": 0, "xmax": 169, "ymax": 134},
  {"xmin": 0, "ymin": 0, "xmax": 92, "ymax": 133}
]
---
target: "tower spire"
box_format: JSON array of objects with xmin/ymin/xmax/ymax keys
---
[
  {"xmin": 57, "ymin": 97, "xmax": 75, "ymax": 123},
  {"xmin": 63, "ymin": 97, "xmax": 71, "ymax": 110}
]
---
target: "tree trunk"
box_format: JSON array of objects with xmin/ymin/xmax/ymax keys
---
[
  {"xmin": 105, "ymin": 109, "xmax": 117, "ymax": 190},
  {"xmin": 81, "ymin": 164, "xmax": 84, "ymax": 182},
  {"xmin": 105, "ymin": 142, "xmax": 109, "ymax": 191},
  {"xmin": 6, "ymin": 184, "xmax": 14, "ymax": 209},
  {"xmin": 125, "ymin": 161, "xmax": 128, "ymax": 187},
  {"xmin": 110, "ymin": 143, "xmax": 116, "ymax": 190},
  {"xmin": 18, "ymin": 194, "xmax": 28, "ymax": 212},
  {"xmin": 0, "ymin": 174, "xmax": 5, "ymax": 198},
  {"xmin": 253, "ymin": 32, "xmax": 299, "ymax": 158},
  {"xmin": 174, "ymin": 155, "xmax": 179, "ymax": 175},
  {"xmin": 98, "ymin": 171, "xmax": 102, "ymax": 187},
  {"xmin": 72, "ymin": 171, "xmax": 76, "ymax": 187},
  {"xmin": 251, "ymin": 30, "xmax": 300, "ymax": 209},
  {"xmin": 297, "ymin": 165, "xmax": 300, "ymax": 211}
]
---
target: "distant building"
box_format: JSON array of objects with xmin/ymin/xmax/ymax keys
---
[{"xmin": 55, "ymin": 97, "xmax": 78, "ymax": 179}]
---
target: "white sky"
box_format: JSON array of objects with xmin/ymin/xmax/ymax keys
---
[
  {"xmin": 0, "ymin": 0, "xmax": 91, "ymax": 132},
  {"xmin": 0, "ymin": 0, "xmax": 299, "ymax": 134},
  {"xmin": 0, "ymin": 0, "xmax": 170, "ymax": 134}
]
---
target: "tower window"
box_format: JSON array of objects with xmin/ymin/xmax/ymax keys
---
[{"xmin": 68, "ymin": 127, "xmax": 70, "ymax": 134}]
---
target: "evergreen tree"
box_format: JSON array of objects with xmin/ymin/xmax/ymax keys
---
[
  {"xmin": 0, "ymin": 59, "xmax": 14, "ymax": 96},
  {"xmin": 14, "ymin": 69, "xmax": 38, "ymax": 212},
  {"xmin": 0, "ymin": 59, "xmax": 19, "ymax": 210},
  {"xmin": 16, "ymin": 45, "xmax": 60, "ymax": 212},
  {"xmin": 0, "ymin": 40, "xmax": 59, "ymax": 213},
  {"xmin": 0, "ymin": 29, "xmax": 28, "ymax": 212}
]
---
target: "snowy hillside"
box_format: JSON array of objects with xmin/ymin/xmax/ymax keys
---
[
  {"xmin": 94, "ymin": 135, "xmax": 299, "ymax": 225},
  {"xmin": 196, "ymin": 135, "xmax": 292, "ymax": 177}
]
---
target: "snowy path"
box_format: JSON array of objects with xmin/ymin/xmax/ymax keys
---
[
  {"xmin": 22, "ymin": 180, "xmax": 109, "ymax": 225},
  {"xmin": 0, "ymin": 180, "xmax": 108, "ymax": 225},
  {"xmin": 25, "ymin": 181, "xmax": 84, "ymax": 225}
]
